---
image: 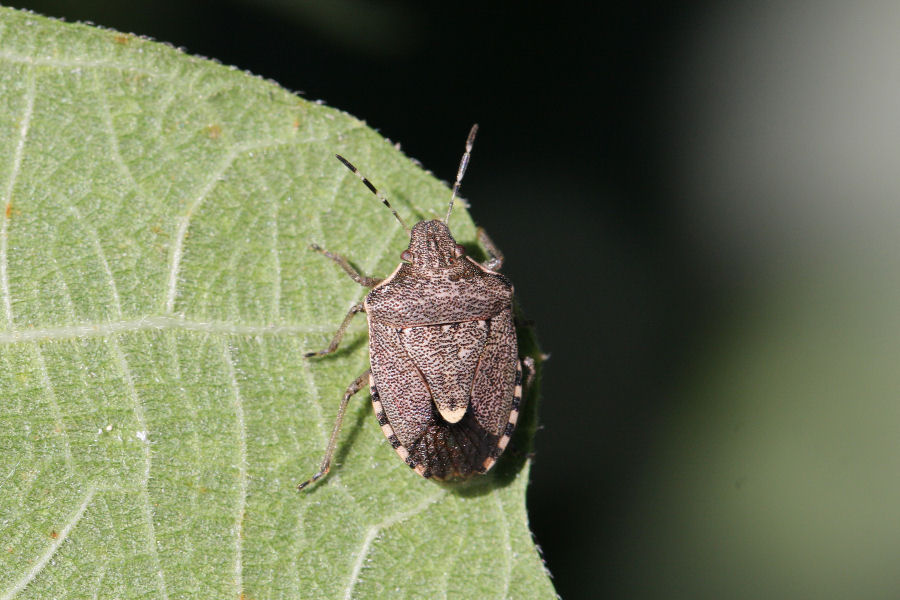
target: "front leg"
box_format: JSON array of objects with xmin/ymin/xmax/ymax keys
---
[
  {"xmin": 476, "ymin": 228, "xmax": 504, "ymax": 271},
  {"xmin": 310, "ymin": 243, "xmax": 383, "ymax": 287}
]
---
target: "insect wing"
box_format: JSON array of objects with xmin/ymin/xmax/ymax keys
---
[
  {"xmin": 470, "ymin": 308, "xmax": 520, "ymax": 465},
  {"xmin": 398, "ymin": 319, "xmax": 490, "ymax": 423},
  {"xmin": 368, "ymin": 320, "xmax": 434, "ymax": 447}
]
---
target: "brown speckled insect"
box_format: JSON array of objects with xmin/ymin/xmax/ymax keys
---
[{"xmin": 298, "ymin": 125, "xmax": 531, "ymax": 490}]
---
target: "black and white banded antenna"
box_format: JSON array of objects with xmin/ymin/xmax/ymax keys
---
[
  {"xmin": 445, "ymin": 124, "xmax": 479, "ymax": 224},
  {"xmin": 335, "ymin": 154, "xmax": 410, "ymax": 232}
]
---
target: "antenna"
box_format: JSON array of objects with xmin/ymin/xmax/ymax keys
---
[
  {"xmin": 445, "ymin": 124, "xmax": 479, "ymax": 224},
  {"xmin": 335, "ymin": 154, "xmax": 410, "ymax": 232}
]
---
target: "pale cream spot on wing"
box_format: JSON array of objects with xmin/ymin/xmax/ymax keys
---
[{"xmin": 437, "ymin": 404, "xmax": 467, "ymax": 424}]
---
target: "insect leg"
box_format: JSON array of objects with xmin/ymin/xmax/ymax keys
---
[
  {"xmin": 309, "ymin": 243, "xmax": 384, "ymax": 287},
  {"xmin": 476, "ymin": 227, "xmax": 504, "ymax": 271},
  {"xmin": 298, "ymin": 369, "xmax": 371, "ymax": 490},
  {"xmin": 304, "ymin": 302, "xmax": 366, "ymax": 358}
]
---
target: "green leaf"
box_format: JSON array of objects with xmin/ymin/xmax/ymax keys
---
[{"xmin": 0, "ymin": 8, "xmax": 552, "ymax": 600}]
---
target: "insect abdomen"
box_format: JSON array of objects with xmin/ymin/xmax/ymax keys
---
[{"xmin": 368, "ymin": 309, "xmax": 519, "ymax": 479}]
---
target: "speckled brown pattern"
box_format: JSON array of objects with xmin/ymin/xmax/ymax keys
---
[{"xmin": 365, "ymin": 221, "xmax": 519, "ymax": 479}]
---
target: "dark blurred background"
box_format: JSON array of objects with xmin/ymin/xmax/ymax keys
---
[{"xmin": 14, "ymin": 2, "xmax": 900, "ymax": 598}]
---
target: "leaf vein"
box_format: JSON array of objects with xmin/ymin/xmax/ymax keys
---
[
  {"xmin": 32, "ymin": 345, "xmax": 75, "ymax": 469},
  {"xmin": 495, "ymin": 493, "xmax": 513, "ymax": 600},
  {"xmin": 0, "ymin": 315, "xmax": 335, "ymax": 345},
  {"xmin": 70, "ymin": 205, "xmax": 123, "ymax": 317},
  {"xmin": 221, "ymin": 341, "xmax": 248, "ymax": 599},
  {"xmin": 0, "ymin": 50, "xmax": 168, "ymax": 78},
  {"xmin": 1, "ymin": 64, "xmax": 35, "ymax": 329},
  {"xmin": 343, "ymin": 491, "xmax": 445, "ymax": 600},
  {"xmin": 111, "ymin": 337, "xmax": 169, "ymax": 600},
  {"xmin": 0, "ymin": 486, "xmax": 97, "ymax": 600},
  {"xmin": 163, "ymin": 138, "xmax": 299, "ymax": 314},
  {"xmin": 93, "ymin": 76, "xmax": 145, "ymax": 204},
  {"xmin": 437, "ymin": 500, "xmax": 464, "ymax": 600},
  {"xmin": 270, "ymin": 192, "xmax": 282, "ymax": 320},
  {"xmin": 166, "ymin": 330, "xmax": 201, "ymax": 587}
]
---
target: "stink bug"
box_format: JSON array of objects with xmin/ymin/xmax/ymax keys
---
[{"xmin": 298, "ymin": 125, "xmax": 530, "ymax": 490}]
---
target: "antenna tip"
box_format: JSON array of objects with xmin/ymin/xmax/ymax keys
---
[{"xmin": 335, "ymin": 154, "xmax": 354, "ymax": 171}]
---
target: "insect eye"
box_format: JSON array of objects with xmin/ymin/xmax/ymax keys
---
[
  {"xmin": 454, "ymin": 244, "xmax": 465, "ymax": 257},
  {"xmin": 401, "ymin": 250, "xmax": 413, "ymax": 262}
]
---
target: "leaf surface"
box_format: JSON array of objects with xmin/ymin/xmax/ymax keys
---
[{"xmin": 0, "ymin": 8, "xmax": 552, "ymax": 599}]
